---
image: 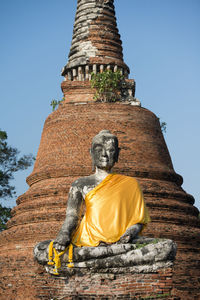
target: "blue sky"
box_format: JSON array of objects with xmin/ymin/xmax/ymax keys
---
[{"xmin": 0, "ymin": 0, "xmax": 199, "ymax": 211}]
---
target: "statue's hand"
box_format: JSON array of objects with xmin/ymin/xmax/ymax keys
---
[
  {"xmin": 53, "ymin": 235, "xmax": 70, "ymax": 251},
  {"xmin": 118, "ymin": 229, "xmax": 132, "ymax": 243},
  {"xmin": 118, "ymin": 224, "xmax": 143, "ymax": 244}
]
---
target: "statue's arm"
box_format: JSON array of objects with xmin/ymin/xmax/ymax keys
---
[{"xmin": 54, "ymin": 185, "xmax": 83, "ymax": 251}]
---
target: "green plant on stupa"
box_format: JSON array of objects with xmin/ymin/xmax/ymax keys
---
[
  {"xmin": 91, "ymin": 70, "xmax": 124, "ymax": 102},
  {"xmin": 50, "ymin": 97, "xmax": 65, "ymax": 111}
]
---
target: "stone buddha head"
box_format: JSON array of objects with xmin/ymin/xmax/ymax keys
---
[{"xmin": 90, "ymin": 130, "xmax": 120, "ymax": 171}]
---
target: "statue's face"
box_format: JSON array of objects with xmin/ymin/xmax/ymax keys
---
[{"xmin": 91, "ymin": 137, "xmax": 118, "ymax": 171}]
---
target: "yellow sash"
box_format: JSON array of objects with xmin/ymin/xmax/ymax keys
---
[{"xmin": 72, "ymin": 174, "xmax": 150, "ymax": 247}]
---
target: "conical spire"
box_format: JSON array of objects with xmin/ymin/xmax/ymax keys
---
[{"xmin": 62, "ymin": 0, "xmax": 129, "ymax": 80}]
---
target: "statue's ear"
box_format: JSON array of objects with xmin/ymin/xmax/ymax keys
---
[{"xmin": 115, "ymin": 147, "xmax": 121, "ymax": 163}]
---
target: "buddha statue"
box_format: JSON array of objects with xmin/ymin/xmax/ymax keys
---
[{"xmin": 34, "ymin": 130, "xmax": 176, "ymax": 275}]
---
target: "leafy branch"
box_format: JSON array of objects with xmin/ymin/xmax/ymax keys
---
[
  {"xmin": 0, "ymin": 130, "xmax": 34, "ymax": 200},
  {"xmin": 160, "ymin": 121, "xmax": 167, "ymax": 133},
  {"xmin": 50, "ymin": 97, "xmax": 65, "ymax": 111}
]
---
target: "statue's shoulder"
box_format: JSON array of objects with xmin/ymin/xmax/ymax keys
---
[
  {"xmin": 117, "ymin": 174, "xmax": 139, "ymax": 183},
  {"xmin": 71, "ymin": 174, "xmax": 96, "ymax": 190},
  {"xmin": 116, "ymin": 174, "xmax": 141, "ymax": 188}
]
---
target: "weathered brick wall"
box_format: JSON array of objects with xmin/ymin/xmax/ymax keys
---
[
  {"xmin": 61, "ymin": 80, "xmax": 95, "ymax": 103},
  {"xmin": 0, "ymin": 103, "xmax": 199, "ymax": 299}
]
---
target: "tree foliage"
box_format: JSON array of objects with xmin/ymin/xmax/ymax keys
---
[
  {"xmin": 0, "ymin": 129, "xmax": 34, "ymax": 231},
  {"xmin": 160, "ymin": 121, "xmax": 167, "ymax": 133},
  {"xmin": 91, "ymin": 70, "xmax": 124, "ymax": 102},
  {"xmin": 0, "ymin": 204, "xmax": 11, "ymax": 232}
]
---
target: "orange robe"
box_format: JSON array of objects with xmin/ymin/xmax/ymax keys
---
[{"xmin": 72, "ymin": 174, "xmax": 150, "ymax": 247}]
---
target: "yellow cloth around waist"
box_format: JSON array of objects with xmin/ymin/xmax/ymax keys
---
[{"xmin": 72, "ymin": 174, "xmax": 150, "ymax": 247}]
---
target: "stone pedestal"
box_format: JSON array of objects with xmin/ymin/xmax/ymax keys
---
[{"xmin": 33, "ymin": 266, "xmax": 175, "ymax": 300}]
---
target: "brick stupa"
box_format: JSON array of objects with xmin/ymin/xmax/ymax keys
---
[{"xmin": 0, "ymin": 1, "xmax": 199, "ymax": 299}]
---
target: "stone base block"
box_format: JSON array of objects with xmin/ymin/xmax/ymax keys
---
[{"xmin": 35, "ymin": 266, "xmax": 175, "ymax": 299}]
